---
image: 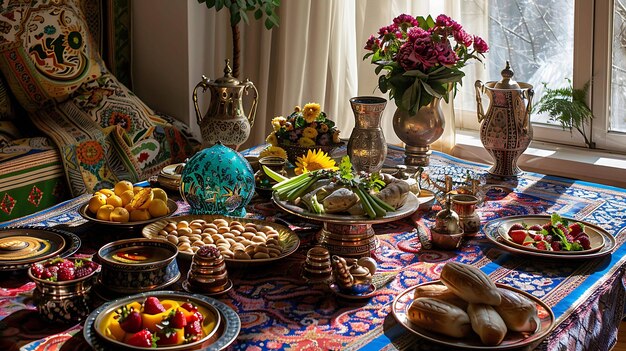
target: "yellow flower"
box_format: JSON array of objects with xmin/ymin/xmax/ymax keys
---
[
  {"xmin": 297, "ymin": 137, "xmax": 316, "ymax": 147},
  {"xmin": 266, "ymin": 133, "xmax": 278, "ymax": 146},
  {"xmin": 294, "ymin": 149, "xmax": 338, "ymax": 175},
  {"xmin": 332, "ymin": 130, "xmax": 341, "ymax": 144},
  {"xmin": 259, "ymin": 145, "xmax": 288, "ymax": 160},
  {"xmin": 272, "ymin": 116, "xmax": 286, "ymax": 131},
  {"xmin": 303, "ymin": 127, "xmax": 318, "ymax": 139},
  {"xmin": 294, "ymin": 106, "xmax": 301, "ymax": 112},
  {"xmin": 303, "ymin": 103, "xmax": 321, "ymax": 123}
]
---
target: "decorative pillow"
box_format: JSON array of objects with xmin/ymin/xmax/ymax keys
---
[{"xmin": 0, "ymin": 0, "xmax": 104, "ymax": 111}]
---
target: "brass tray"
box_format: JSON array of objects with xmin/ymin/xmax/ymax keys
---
[
  {"xmin": 78, "ymin": 199, "xmax": 178, "ymax": 228},
  {"xmin": 0, "ymin": 226, "xmax": 80, "ymax": 270},
  {"xmin": 484, "ymin": 215, "xmax": 615, "ymax": 260},
  {"xmin": 142, "ymin": 214, "xmax": 300, "ymax": 265},
  {"xmin": 392, "ymin": 280, "xmax": 555, "ymax": 350}
]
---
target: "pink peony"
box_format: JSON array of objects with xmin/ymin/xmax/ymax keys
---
[
  {"xmin": 473, "ymin": 35, "xmax": 489, "ymax": 53},
  {"xmin": 378, "ymin": 24, "xmax": 399, "ymax": 38},
  {"xmin": 435, "ymin": 14, "xmax": 453, "ymax": 27},
  {"xmin": 364, "ymin": 35, "xmax": 380, "ymax": 51},
  {"xmin": 393, "ymin": 14, "xmax": 419, "ymax": 28},
  {"xmin": 434, "ymin": 41, "xmax": 459, "ymax": 66},
  {"xmin": 454, "ymin": 29, "xmax": 473, "ymax": 47},
  {"xmin": 397, "ymin": 41, "xmax": 438, "ymax": 71},
  {"xmin": 406, "ymin": 26, "xmax": 430, "ymax": 42}
]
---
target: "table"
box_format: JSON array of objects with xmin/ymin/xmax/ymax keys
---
[{"xmin": 0, "ymin": 146, "xmax": 625, "ymax": 351}]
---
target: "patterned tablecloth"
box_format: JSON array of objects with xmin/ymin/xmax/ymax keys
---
[{"xmin": 1, "ymin": 146, "xmax": 625, "ymax": 351}]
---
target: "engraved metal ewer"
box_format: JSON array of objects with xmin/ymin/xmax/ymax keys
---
[
  {"xmin": 475, "ymin": 62, "xmax": 534, "ymax": 177},
  {"xmin": 193, "ymin": 59, "xmax": 258, "ymax": 148},
  {"xmin": 348, "ymin": 96, "xmax": 387, "ymax": 173}
]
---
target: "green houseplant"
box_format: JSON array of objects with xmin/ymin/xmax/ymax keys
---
[
  {"xmin": 198, "ymin": 0, "xmax": 280, "ymax": 78},
  {"xmin": 535, "ymin": 79, "xmax": 595, "ymax": 148}
]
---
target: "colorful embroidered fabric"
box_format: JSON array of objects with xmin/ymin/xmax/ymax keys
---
[
  {"xmin": 0, "ymin": 0, "xmax": 105, "ymax": 111},
  {"xmin": 1, "ymin": 148, "xmax": 625, "ymax": 351}
]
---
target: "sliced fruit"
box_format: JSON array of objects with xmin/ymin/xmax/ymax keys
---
[
  {"xmin": 130, "ymin": 188, "xmax": 154, "ymax": 210},
  {"xmin": 508, "ymin": 230, "xmax": 528, "ymax": 245}
]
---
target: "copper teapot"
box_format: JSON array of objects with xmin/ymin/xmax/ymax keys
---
[
  {"xmin": 193, "ymin": 59, "xmax": 258, "ymax": 148},
  {"xmin": 475, "ymin": 62, "xmax": 534, "ymax": 177}
]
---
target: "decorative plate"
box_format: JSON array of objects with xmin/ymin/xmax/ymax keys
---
[
  {"xmin": 392, "ymin": 281, "xmax": 555, "ymax": 350},
  {"xmin": 142, "ymin": 214, "xmax": 300, "ymax": 265},
  {"xmin": 484, "ymin": 215, "xmax": 616, "ymax": 260},
  {"xmin": 83, "ymin": 291, "xmax": 241, "ymax": 351},
  {"xmin": 329, "ymin": 283, "xmax": 377, "ymax": 300},
  {"xmin": 0, "ymin": 226, "xmax": 80, "ymax": 271},
  {"xmin": 273, "ymin": 191, "xmax": 420, "ymax": 225},
  {"xmin": 78, "ymin": 199, "xmax": 178, "ymax": 228}
]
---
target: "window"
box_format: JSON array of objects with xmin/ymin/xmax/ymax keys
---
[{"xmin": 456, "ymin": 0, "xmax": 625, "ymax": 152}]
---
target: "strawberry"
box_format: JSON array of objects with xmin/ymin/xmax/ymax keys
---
[
  {"xmin": 566, "ymin": 234, "xmax": 575, "ymax": 243},
  {"xmin": 508, "ymin": 223, "xmax": 525, "ymax": 233},
  {"xmin": 156, "ymin": 329, "xmax": 184, "ymax": 346},
  {"xmin": 180, "ymin": 302, "xmax": 198, "ymax": 313},
  {"xmin": 57, "ymin": 266, "xmax": 75, "ymax": 281},
  {"xmin": 536, "ymin": 241, "xmax": 548, "ymax": 251},
  {"xmin": 551, "ymin": 241, "xmax": 562, "ymax": 251},
  {"xmin": 169, "ymin": 310, "xmax": 187, "ymax": 329},
  {"xmin": 47, "ymin": 258, "xmax": 74, "ymax": 269},
  {"xmin": 185, "ymin": 319, "xmax": 202, "ymax": 338},
  {"xmin": 143, "ymin": 296, "xmax": 166, "ymax": 315},
  {"xmin": 509, "ymin": 230, "xmax": 528, "ymax": 245},
  {"xmin": 529, "ymin": 224, "xmax": 543, "ymax": 231},
  {"xmin": 542, "ymin": 222, "xmax": 552, "ymax": 231},
  {"xmin": 569, "ymin": 222, "xmax": 585, "ymax": 237},
  {"xmin": 557, "ymin": 223, "xmax": 570, "ymax": 236},
  {"xmin": 30, "ymin": 263, "xmax": 45, "ymax": 278},
  {"xmin": 577, "ymin": 235, "xmax": 591, "ymax": 250},
  {"xmin": 126, "ymin": 329, "xmax": 157, "ymax": 348},
  {"xmin": 117, "ymin": 306, "xmax": 143, "ymax": 333},
  {"xmin": 533, "ymin": 234, "xmax": 543, "ymax": 241},
  {"xmin": 544, "ymin": 234, "xmax": 554, "ymax": 243}
]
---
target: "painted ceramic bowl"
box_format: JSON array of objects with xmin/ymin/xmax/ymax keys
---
[
  {"xmin": 28, "ymin": 257, "xmax": 101, "ymax": 323},
  {"xmin": 92, "ymin": 291, "xmax": 221, "ymax": 350},
  {"xmin": 97, "ymin": 239, "xmax": 179, "ymax": 294},
  {"xmin": 179, "ymin": 143, "xmax": 255, "ymax": 217}
]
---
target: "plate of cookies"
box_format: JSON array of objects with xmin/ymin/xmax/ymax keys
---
[
  {"xmin": 142, "ymin": 215, "xmax": 300, "ymax": 265},
  {"xmin": 391, "ymin": 262, "xmax": 555, "ymax": 350}
]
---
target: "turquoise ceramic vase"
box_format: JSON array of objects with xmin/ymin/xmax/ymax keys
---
[{"xmin": 179, "ymin": 143, "xmax": 255, "ymax": 216}]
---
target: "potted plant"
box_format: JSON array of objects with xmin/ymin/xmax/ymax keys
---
[
  {"xmin": 198, "ymin": 0, "xmax": 280, "ymax": 78},
  {"xmin": 535, "ymin": 79, "xmax": 595, "ymax": 148}
]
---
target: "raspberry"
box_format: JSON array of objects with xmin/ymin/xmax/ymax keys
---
[
  {"xmin": 30, "ymin": 263, "xmax": 45, "ymax": 278},
  {"xmin": 536, "ymin": 241, "xmax": 548, "ymax": 250},
  {"xmin": 578, "ymin": 235, "xmax": 591, "ymax": 250},
  {"xmin": 569, "ymin": 222, "xmax": 585, "ymax": 237},
  {"xmin": 47, "ymin": 258, "xmax": 74, "ymax": 269},
  {"xmin": 551, "ymin": 241, "xmax": 562, "ymax": 251},
  {"xmin": 566, "ymin": 234, "xmax": 575, "ymax": 243},
  {"xmin": 545, "ymin": 235, "xmax": 553, "ymax": 243},
  {"xmin": 533, "ymin": 234, "xmax": 543, "ymax": 241},
  {"xmin": 508, "ymin": 223, "xmax": 525, "ymax": 233},
  {"xmin": 45, "ymin": 266, "xmax": 59, "ymax": 280},
  {"xmin": 542, "ymin": 223, "xmax": 552, "ymax": 231},
  {"xmin": 57, "ymin": 266, "xmax": 75, "ymax": 281},
  {"xmin": 74, "ymin": 266, "xmax": 94, "ymax": 279}
]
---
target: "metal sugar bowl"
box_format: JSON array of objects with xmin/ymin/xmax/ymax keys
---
[
  {"xmin": 193, "ymin": 59, "xmax": 259, "ymax": 148},
  {"xmin": 475, "ymin": 62, "xmax": 534, "ymax": 177},
  {"xmin": 430, "ymin": 195, "xmax": 464, "ymax": 250}
]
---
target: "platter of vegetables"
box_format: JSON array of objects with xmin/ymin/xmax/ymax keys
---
[
  {"xmin": 483, "ymin": 214, "xmax": 616, "ymax": 260},
  {"xmin": 268, "ymin": 156, "xmax": 420, "ymax": 223}
]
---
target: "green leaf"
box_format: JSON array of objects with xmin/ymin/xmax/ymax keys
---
[
  {"xmin": 216, "ymin": 0, "xmax": 224, "ymax": 10},
  {"xmin": 254, "ymin": 8, "xmax": 262, "ymax": 19},
  {"xmin": 403, "ymin": 70, "xmax": 429, "ymax": 79},
  {"xmin": 420, "ymin": 81, "xmax": 442, "ymax": 99},
  {"xmin": 339, "ymin": 156, "xmax": 354, "ymax": 181},
  {"xmin": 205, "ymin": 0, "xmax": 216, "ymax": 7},
  {"xmin": 425, "ymin": 15, "xmax": 435, "ymax": 28},
  {"xmin": 551, "ymin": 213, "xmax": 563, "ymax": 226},
  {"xmin": 378, "ymin": 75, "xmax": 388, "ymax": 92}
]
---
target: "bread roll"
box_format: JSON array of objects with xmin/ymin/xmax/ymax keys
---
[
  {"xmin": 494, "ymin": 288, "xmax": 539, "ymax": 332},
  {"xmin": 407, "ymin": 297, "xmax": 472, "ymax": 338},
  {"xmin": 467, "ymin": 303, "xmax": 507, "ymax": 346},
  {"xmin": 440, "ymin": 262, "xmax": 501, "ymax": 305},
  {"xmin": 413, "ymin": 284, "xmax": 468, "ymax": 310}
]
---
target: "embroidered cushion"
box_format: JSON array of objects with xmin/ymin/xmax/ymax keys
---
[{"xmin": 0, "ymin": 0, "xmax": 104, "ymax": 111}]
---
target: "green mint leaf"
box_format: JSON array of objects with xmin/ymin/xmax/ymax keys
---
[
  {"xmin": 339, "ymin": 156, "xmax": 353, "ymax": 181},
  {"xmin": 551, "ymin": 213, "xmax": 563, "ymax": 225}
]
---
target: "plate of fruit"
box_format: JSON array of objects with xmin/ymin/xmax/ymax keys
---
[
  {"xmin": 79, "ymin": 181, "xmax": 177, "ymax": 228},
  {"xmin": 484, "ymin": 214, "xmax": 616, "ymax": 260},
  {"xmin": 84, "ymin": 291, "xmax": 241, "ymax": 351}
]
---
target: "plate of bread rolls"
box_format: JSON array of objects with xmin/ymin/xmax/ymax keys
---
[{"xmin": 392, "ymin": 262, "xmax": 555, "ymax": 349}]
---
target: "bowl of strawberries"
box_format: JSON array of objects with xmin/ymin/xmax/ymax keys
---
[
  {"xmin": 28, "ymin": 256, "xmax": 101, "ymax": 323},
  {"xmin": 89, "ymin": 292, "xmax": 222, "ymax": 350}
]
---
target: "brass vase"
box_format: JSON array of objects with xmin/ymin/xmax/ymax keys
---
[
  {"xmin": 348, "ymin": 96, "xmax": 387, "ymax": 173},
  {"xmin": 392, "ymin": 98, "xmax": 445, "ymax": 167}
]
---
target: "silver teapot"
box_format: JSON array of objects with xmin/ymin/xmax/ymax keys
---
[
  {"xmin": 193, "ymin": 59, "xmax": 258, "ymax": 148},
  {"xmin": 475, "ymin": 62, "xmax": 534, "ymax": 177}
]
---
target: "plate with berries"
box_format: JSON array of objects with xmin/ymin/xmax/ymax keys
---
[
  {"xmin": 484, "ymin": 214, "xmax": 616, "ymax": 260},
  {"xmin": 83, "ymin": 291, "xmax": 240, "ymax": 351},
  {"xmin": 28, "ymin": 256, "xmax": 101, "ymax": 283}
]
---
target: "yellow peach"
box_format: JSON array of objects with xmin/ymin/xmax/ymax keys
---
[
  {"xmin": 120, "ymin": 189, "xmax": 135, "ymax": 206},
  {"xmin": 151, "ymin": 188, "xmax": 168, "ymax": 202},
  {"xmin": 87, "ymin": 193, "xmax": 107, "ymax": 214},
  {"xmin": 96, "ymin": 204, "xmax": 115, "ymax": 221},
  {"xmin": 106, "ymin": 194, "xmax": 123, "ymax": 208},
  {"xmin": 129, "ymin": 209, "xmax": 151, "ymax": 222},
  {"xmin": 96, "ymin": 188, "xmax": 115, "ymax": 198},
  {"xmin": 148, "ymin": 199, "xmax": 169, "ymax": 218},
  {"xmin": 114, "ymin": 180, "xmax": 134, "ymax": 196},
  {"xmin": 110, "ymin": 207, "xmax": 130, "ymax": 223}
]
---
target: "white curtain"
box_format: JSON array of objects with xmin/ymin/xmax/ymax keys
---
[{"xmin": 202, "ymin": 0, "xmax": 489, "ymax": 152}]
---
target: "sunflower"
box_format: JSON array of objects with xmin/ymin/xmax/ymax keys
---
[
  {"xmin": 297, "ymin": 136, "xmax": 316, "ymax": 147},
  {"xmin": 266, "ymin": 133, "xmax": 278, "ymax": 146},
  {"xmin": 302, "ymin": 126, "xmax": 318, "ymax": 139},
  {"xmin": 294, "ymin": 149, "xmax": 338, "ymax": 175},
  {"xmin": 271, "ymin": 116, "xmax": 286, "ymax": 131},
  {"xmin": 303, "ymin": 103, "xmax": 321, "ymax": 123},
  {"xmin": 259, "ymin": 145, "xmax": 288, "ymax": 160}
]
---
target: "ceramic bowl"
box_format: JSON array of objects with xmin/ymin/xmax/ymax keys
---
[
  {"xmin": 28, "ymin": 257, "xmax": 101, "ymax": 323},
  {"xmin": 97, "ymin": 239, "xmax": 179, "ymax": 294},
  {"xmin": 93, "ymin": 291, "xmax": 221, "ymax": 351}
]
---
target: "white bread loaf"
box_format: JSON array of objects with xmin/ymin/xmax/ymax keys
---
[
  {"xmin": 407, "ymin": 297, "xmax": 472, "ymax": 338},
  {"xmin": 467, "ymin": 303, "xmax": 508, "ymax": 346},
  {"xmin": 440, "ymin": 262, "xmax": 501, "ymax": 305},
  {"xmin": 494, "ymin": 288, "xmax": 539, "ymax": 332},
  {"xmin": 413, "ymin": 284, "xmax": 468, "ymax": 310}
]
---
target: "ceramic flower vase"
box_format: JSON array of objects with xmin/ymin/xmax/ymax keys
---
[
  {"xmin": 348, "ymin": 96, "xmax": 388, "ymax": 173},
  {"xmin": 392, "ymin": 98, "xmax": 445, "ymax": 168}
]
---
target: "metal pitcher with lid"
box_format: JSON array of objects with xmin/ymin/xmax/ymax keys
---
[
  {"xmin": 193, "ymin": 59, "xmax": 258, "ymax": 148},
  {"xmin": 475, "ymin": 61, "xmax": 534, "ymax": 177}
]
